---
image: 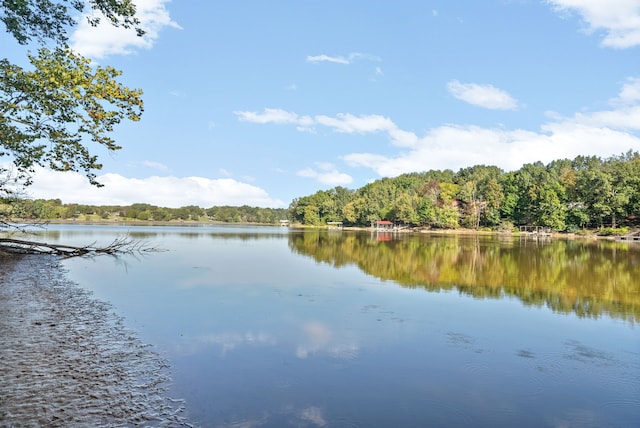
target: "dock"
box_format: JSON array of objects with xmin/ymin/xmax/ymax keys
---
[
  {"xmin": 519, "ymin": 226, "xmax": 553, "ymax": 236},
  {"xmin": 618, "ymin": 231, "xmax": 640, "ymax": 242}
]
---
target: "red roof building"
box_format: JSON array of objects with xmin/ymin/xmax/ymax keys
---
[{"xmin": 375, "ymin": 220, "xmax": 394, "ymax": 230}]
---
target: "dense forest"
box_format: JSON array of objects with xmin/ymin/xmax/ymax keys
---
[
  {"xmin": 289, "ymin": 152, "xmax": 640, "ymax": 232},
  {"xmin": 0, "ymin": 200, "xmax": 288, "ymax": 224}
]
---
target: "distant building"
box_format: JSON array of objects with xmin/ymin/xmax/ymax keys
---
[{"xmin": 375, "ymin": 220, "xmax": 394, "ymax": 230}]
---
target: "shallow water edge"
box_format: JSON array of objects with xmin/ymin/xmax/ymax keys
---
[{"xmin": 0, "ymin": 254, "xmax": 191, "ymax": 427}]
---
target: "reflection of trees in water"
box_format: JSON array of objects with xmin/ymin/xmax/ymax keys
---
[{"xmin": 289, "ymin": 231, "xmax": 640, "ymax": 322}]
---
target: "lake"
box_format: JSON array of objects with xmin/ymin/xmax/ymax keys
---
[{"xmin": 32, "ymin": 224, "xmax": 639, "ymax": 427}]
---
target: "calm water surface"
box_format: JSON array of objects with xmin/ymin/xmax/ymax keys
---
[{"xmin": 34, "ymin": 224, "xmax": 639, "ymax": 427}]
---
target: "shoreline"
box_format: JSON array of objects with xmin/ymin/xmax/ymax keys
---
[
  {"xmin": 0, "ymin": 254, "xmax": 191, "ymax": 427},
  {"xmin": 4, "ymin": 218, "xmax": 631, "ymax": 242}
]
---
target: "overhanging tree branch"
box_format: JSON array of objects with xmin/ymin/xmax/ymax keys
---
[
  {"xmin": 0, "ymin": 47, "xmax": 143, "ymax": 189},
  {"xmin": 0, "ymin": 0, "xmax": 143, "ymax": 46}
]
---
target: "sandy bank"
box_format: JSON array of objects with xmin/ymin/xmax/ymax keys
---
[{"xmin": 0, "ymin": 254, "xmax": 191, "ymax": 427}]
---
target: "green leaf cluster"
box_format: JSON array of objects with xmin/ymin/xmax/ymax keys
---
[
  {"xmin": 1, "ymin": 1, "xmax": 144, "ymax": 201},
  {"xmin": 1, "ymin": 48, "xmax": 143, "ymax": 186}
]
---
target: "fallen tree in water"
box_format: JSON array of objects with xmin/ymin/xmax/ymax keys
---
[
  {"xmin": 1, "ymin": 217, "xmax": 164, "ymax": 257},
  {"xmin": 0, "ymin": 235, "xmax": 164, "ymax": 258}
]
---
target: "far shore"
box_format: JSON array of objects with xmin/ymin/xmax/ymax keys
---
[{"xmin": 6, "ymin": 218, "xmax": 634, "ymax": 242}]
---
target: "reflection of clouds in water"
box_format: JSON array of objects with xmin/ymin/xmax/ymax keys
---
[
  {"xmin": 216, "ymin": 415, "xmax": 268, "ymax": 428},
  {"xmin": 174, "ymin": 331, "xmax": 277, "ymax": 356},
  {"xmin": 298, "ymin": 406, "xmax": 327, "ymax": 426},
  {"xmin": 296, "ymin": 321, "xmax": 359, "ymax": 360},
  {"xmin": 201, "ymin": 332, "xmax": 278, "ymax": 354},
  {"xmin": 217, "ymin": 406, "xmax": 326, "ymax": 427},
  {"xmin": 304, "ymin": 322, "xmax": 332, "ymax": 344},
  {"xmin": 548, "ymin": 408, "xmax": 601, "ymax": 428}
]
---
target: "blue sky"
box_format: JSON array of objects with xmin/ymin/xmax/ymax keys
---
[{"xmin": 6, "ymin": 0, "xmax": 640, "ymax": 208}]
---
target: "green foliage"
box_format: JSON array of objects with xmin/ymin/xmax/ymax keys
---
[
  {"xmin": 1, "ymin": 0, "xmax": 142, "ymax": 46},
  {"xmin": 2, "ymin": 199, "xmax": 288, "ymax": 224},
  {"xmin": 292, "ymin": 152, "xmax": 640, "ymax": 230},
  {"xmin": 1, "ymin": 0, "xmax": 144, "ymax": 222},
  {"xmin": 207, "ymin": 205, "xmax": 286, "ymax": 223},
  {"xmin": 597, "ymin": 227, "xmax": 630, "ymax": 236},
  {"xmin": 1, "ymin": 48, "xmax": 143, "ymax": 186},
  {"xmin": 289, "ymin": 187, "xmax": 356, "ymax": 225}
]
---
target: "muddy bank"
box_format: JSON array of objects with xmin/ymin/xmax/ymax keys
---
[{"xmin": 0, "ymin": 254, "xmax": 191, "ymax": 427}]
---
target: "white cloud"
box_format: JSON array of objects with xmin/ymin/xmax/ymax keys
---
[
  {"xmin": 314, "ymin": 113, "xmax": 396, "ymax": 134},
  {"xmin": 348, "ymin": 52, "xmax": 382, "ymax": 62},
  {"xmin": 306, "ymin": 54, "xmax": 350, "ymax": 64},
  {"xmin": 569, "ymin": 105, "xmax": 640, "ymax": 130},
  {"xmin": 546, "ymin": 0, "xmax": 640, "ymax": 48},
  {"xmin": 306, "ymin": 52, "xmax": 381, "ymax": 64},
  {"xmin": 71, "ymin": 0, "xmax": 181, "ymax": 59},
  {"xmin": 447, "ymin": 80, "xmax": 519, "ymax": 110},
  {"xmin": 343, "ymin": 122, "xmax": 639, "ymax": 176},
  {"xmin": 235, "ymin": 109, "xmax": 418, "ymax": 146},
  {"xmin": 23, "ymin": 168, "xmax": 284, "ymax": 208},
  {"xmin": 240, "ymin": 77, "xmax": 640, "ymax": 179},
  {"xmin": 235, "ymin": 108, "xmax": 307, "ymax": 125},
  {"xmin": 343, "ymin": 101, "xmax": 640, "ymax": 176},
  {"xmin": 142, "ymin": 160, "xmax": 170, "ymax": 171},
  {"xmin": 610, "ymin": 77, "xmax": 640, "ymax": 105},
  {"xmin": 297, "ymin": 163, "xmax": 353, "ymax": 186}
]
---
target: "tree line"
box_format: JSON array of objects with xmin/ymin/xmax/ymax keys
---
[
  {"xmin": 289, "ymin": 151, "xmax": 640, "ymax": 232},
  {"xmin": 1, "ymin": 200, "xmax": 288, "ymax": 224},
  {"xmin": 3, "ymin": 151, "xmax": 638, "ymax": 231}
]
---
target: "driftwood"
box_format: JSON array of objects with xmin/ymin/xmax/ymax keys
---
[{"xmin": 0, "ymin": 236, "xmax": 165, "ymax": 258}]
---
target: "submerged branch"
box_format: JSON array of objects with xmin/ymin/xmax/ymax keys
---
[
  {"xmin": 0, "ymin": 219, "xmax": 50, "ymax": 231},
  {"xmin": 0, "ymin": 236, "xmax": 165, "ymax": 258}
]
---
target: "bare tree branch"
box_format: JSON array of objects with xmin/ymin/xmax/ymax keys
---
[{"xmin": 0, "ymin": 235, "xmax": 165, "ymax": 258}]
